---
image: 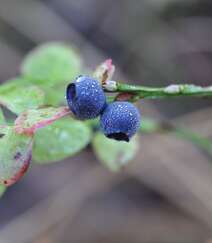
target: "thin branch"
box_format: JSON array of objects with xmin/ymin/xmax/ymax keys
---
[
  {"xmin": 141, "ymin": 118, "xmax": 212, "ymax": 157},
  {"xmin": 103, "ymin": 81, "xmax": 212, "ymax": 99}
]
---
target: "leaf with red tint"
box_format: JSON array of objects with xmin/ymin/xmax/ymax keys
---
[
  {"xmin": 93, "ymin": 59, "xmax": 115, "ymax": 85},
  {"xmin": 15, "ymin": 106, "xmax": 71, "ymax": 136},
  {"xmin": 0, "ymin": 127, "xmax": 33, "ymax": 186}
]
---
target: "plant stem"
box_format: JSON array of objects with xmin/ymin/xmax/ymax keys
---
[
  {"xmin": 104, "ymin": 82, "xmax": 212, "ymax": 99},
  {"xmin": 141, "ymin": 118, "xmax": 212, "ymax": 157},
  {"xmin": 175, "ymin": 128, "xmax": 212, "ymax": 155}
]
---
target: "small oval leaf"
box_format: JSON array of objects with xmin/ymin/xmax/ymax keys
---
[
  {"xmin": 92, "ymin": 132, "xmax": 139, "ymax": 172},
  {"xmin": 0, "ymin": 127, "xmax": 33, "ymax": 186},
  {"xmin": 21, "ymin": 42, "xmax": 81, "ymax": 86},
  {"xmin": 0, "ymin": 185, "xmax": 6, "ymax": 197},
  {"xmin": 43, "ymin": 84, "xmax": 66, "ymax": 106},
  {"xmin": 15, "ymin": 106, "xmax": 71, "ymax": 135},
  {"xmin": 0, "ymin": 108, "xmax": 6, "ymax": 125},
  {"xmin": 0, "ymin": 78, "xmax": 45, "ymax": 114},
  {"xmin": 140, "ymin": 117, "xmax": 161, "ymax": 133},
  {"xmin": 33, "ymin": 118, "xmax": 92, "ymax": 164}
]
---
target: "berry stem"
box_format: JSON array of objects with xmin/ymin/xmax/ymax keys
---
[{"xmin": 104, "ymin": 81, "xmax": 212, "ymax": 99}]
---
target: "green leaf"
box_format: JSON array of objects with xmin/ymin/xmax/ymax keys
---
[
  {"xmin": 0, "ymin": 108, "xmax": 6, "ymax": 125},
  {"xmin": 0, "ymin": 78, "xmax": 45, "ymax": 114},
  {"xmin": 43, "ymin": 84, "xmax": 66, "ymax": 106},
  {"xmin": 21, "ymin": 42, "xmax": 81, "ymax": 86},
  {"xmin": 141, "ymin": 117, "xmax": 161, "ymax": 133},
  {"xmin": 15, "ymin": 106, "xmax": 71, "ymax": 135},
  {"xmin": 0, "ymin": 127, "xmax": 33, "ymax": 186},
  {"xmin": 84, "ymin": 117, "xmax": 99, "ymax": 129},
  {"xmin": 33, "ymin": 118, "xmax": 92, "ymax": 164},
  {"xmin": 0, "ymin": 185, "xmax": 6, "ymax": 197},
  {"xmin": 92, "ymin": 133, "xmax": 139, "ymax": 172}
]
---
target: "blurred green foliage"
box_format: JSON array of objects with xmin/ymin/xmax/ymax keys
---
[
  {"xmin": 0, "ymin": 42, "xmax": 139, "ymax": 190},
  {"xmin": 33, "ymin": 118, "xmax": 92, "ymax": 164},
  {"xmin": 0, "ymin": 78, "xmax": 45, "ymax": 114},
  {"xmin": 92, "ymin": 132, "xmax": 138, "ymax": 172},
  {"xmin": 21, "ymin": 42, "xmax": 82, "ymax": 106}
]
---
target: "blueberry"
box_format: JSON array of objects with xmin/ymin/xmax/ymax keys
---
[
  {"xmin": 66, "ymin": 76, "xmax": 106, "ymax": 119},
  {"xmin": 100, "ymin": 101, "xmax": 141, "ymax": 142}
]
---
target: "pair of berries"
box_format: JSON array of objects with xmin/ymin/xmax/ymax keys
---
[{"xmin": 66, "ymin": 76, "xmax": 141, "ymax": 142}]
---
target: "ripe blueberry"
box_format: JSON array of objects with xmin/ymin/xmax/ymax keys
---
[
  {"xmin": 100, "ymin": 101, "xmax": 141, "ymax": 142},
  {"xmin": 66, "ymin": 76, "xmax": 106, "ymax": 119}
]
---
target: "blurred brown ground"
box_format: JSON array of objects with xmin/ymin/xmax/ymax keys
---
[{"xmin": 0, "ymin": 0, "xmax": 212, "ymax": 242}]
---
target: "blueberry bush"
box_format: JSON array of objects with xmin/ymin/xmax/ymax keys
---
[{"xmin": 0, "ymin": 42, "xmax": 212, "ymax": 197}]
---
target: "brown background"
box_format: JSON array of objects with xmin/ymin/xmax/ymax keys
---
[{"xmin": 0, "ymin": 0, "xmax": 212, "ymax": 242}]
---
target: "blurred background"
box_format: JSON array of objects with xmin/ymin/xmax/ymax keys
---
[{"xmin": 0, "ymin": 0, "xmax": 212, "ymax": 242}]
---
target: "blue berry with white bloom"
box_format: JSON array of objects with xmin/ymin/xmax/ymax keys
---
[
  {"xmin": 100, "ymin": 101, "xmax": 141, "ymax": 142},
  {"xmin": 66, "ymin": 76, "xmax": 106, "ymax": 119}
]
